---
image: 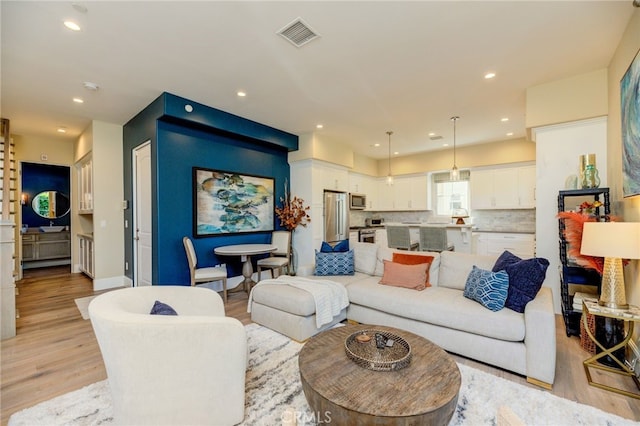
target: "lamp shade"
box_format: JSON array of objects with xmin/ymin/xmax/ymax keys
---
[{"xmin": 580, "ymin": 222, "xmax": 640, "ymax": 259}]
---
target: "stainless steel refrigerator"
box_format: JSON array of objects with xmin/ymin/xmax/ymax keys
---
[{"xmin": 324, "ymin": 191, "xmax": 349, "ymax": 243}]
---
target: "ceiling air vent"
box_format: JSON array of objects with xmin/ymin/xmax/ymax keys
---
[{"xmin": 277, "ymin": 18, "xmax": 320, "ymax": 48}]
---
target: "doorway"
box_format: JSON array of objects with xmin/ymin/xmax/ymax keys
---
[
  {"xmin": 20, "ymin": 162, "xmax": 72, "ymax": 275},
  {"xmin": 133, "ymin": 142, "xmax": 152, "ymax": 286}
]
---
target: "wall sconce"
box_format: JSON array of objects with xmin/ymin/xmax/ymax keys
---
[{"xmin": 21, "ymin": 193, "xmax": 29, "ymax": 205}]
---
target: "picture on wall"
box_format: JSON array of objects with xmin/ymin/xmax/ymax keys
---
[
  {"xmin": 621, "ymin": 48, "xmax": 640, "ymax": 198},
  {"xmin": 193, "ymin": 167, "xmax": 274, "ymax": 236}
]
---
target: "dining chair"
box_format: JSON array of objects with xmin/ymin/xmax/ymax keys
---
[
  {"xmin": 257, "ymin": 230, "xmax": 291, "ymax": 281},
  {"xmin": 386, "ymin": 226, "xmax": 419, "ymax": 251},
  {"xmin": 183, "ymin": 236, "xmax": 228, "ymax": 303},
  {"xmin": 419, "ymin": 225, "xmax": 455, "ymax": 252}
]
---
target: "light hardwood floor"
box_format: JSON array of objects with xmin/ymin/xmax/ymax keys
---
[{"xmin": 1, "ymin": 267, "xmax": 639, "ymax": 425}]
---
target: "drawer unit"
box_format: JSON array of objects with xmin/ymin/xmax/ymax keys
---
[{"xmin": 473, "ymin": 232, "xmax": 535, "ymax": 258}]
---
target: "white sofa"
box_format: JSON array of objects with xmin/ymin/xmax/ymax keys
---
[{"xmin": 250, "ymin": 242, "xmax": 556, "ymax": 388}]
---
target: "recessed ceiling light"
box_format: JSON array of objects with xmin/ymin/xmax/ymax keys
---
[
  {"xmin": 237, "ymin": 91, "xmax": 246, "ymax": 97},
  {"xmin": 57, "ymin": 127, "xmax": 67, "ymax": 133},
  {"xmin": 83, "ymin": 81, "xmax": 99, "ymax": 91},
  {"xmin": 428, "ymin": 132, "xmax": 435, "ymax": 136},
  {"xmin": 393, "ymin": 151, "xmax": 399, "ymax": 155},
  {"xmin": 484, "ymin": 72, "xmax": 496, "ymax": 79},
  {"xmin": 73, "ymin": 97, "xmax": 84, "ymax": 104},
  {"xmin": 64, "ymin": 21, "xmax": 81, "ymax": 31},
  {"xmin": 506, "ymin": 132, "xmax": 514, "ymax": 136},
  {"xmin": 373, "ymin": 143, "xmax": 380, "ymax": 147},
  {"xmin": 443, "ymin": 143, "xmax": 449, "ymax": 147},
  {"xmin": 316, "ymin": 124, "xmax": 323, "ymax": 129},
  {"xmin": 501, "ymin": 117, "xmax": 509, "ymax": 122}
]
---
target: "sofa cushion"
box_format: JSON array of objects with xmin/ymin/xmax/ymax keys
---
[
  {"xmin": 347, "ymin": 277, "xmax": 525, "ymax": 341},
  {"xmin": 321, "ymin": 240, "xmax": 349, "ymax": 252},
  {"xmin": 379, "ymin": 260, "xmax": 428, "ymax": 290},
  {"xmin": 438, "ymin": 251, "xmax": 497, "ymax": 290},
  {"xmin": 375, "ymin": 246, "xmax": 441, "ymax": 286},
  {"xmin": 251, "ymin": 284, "xmax": 316, "ymax": 316},
  {"xmin": 315, "ymin": 250, "xmax": 355, "ymax": 276},
  {"xmin": 463, "ymin": 266, "xmax": 509, "ymax": 311},
  {"xmin": 392, "ymin": 253, "xmax": 434, "ymax": 287},
  {"xmin": 352, "ymin": 242, "xmax": 378, "ymax": 275},
  {"xmin": 492, "ymin": 251, "xmax": 550, "ymax": 313}
]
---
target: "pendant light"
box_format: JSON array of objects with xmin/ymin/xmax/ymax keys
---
[
  {"xmin": 386, "ymin": 131, "xmax": 394, "ymax": 186},
  {"xmin": 450, "ymin": 116, "xmax": 460, "ymax": 181}
]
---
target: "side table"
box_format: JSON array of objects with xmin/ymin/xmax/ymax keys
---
[{"xmin": 582, "ymin": 300, "xmax": 640, "ymax": 399}]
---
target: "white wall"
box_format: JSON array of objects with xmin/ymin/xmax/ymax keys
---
[{"xmin": 533, "ymin": 117, "xmax": 607, "ymax": 313}]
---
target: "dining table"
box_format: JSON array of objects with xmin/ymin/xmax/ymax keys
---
[{"xmin": 214, "ymin": 243, "xmax": 277, "ymax": 292}]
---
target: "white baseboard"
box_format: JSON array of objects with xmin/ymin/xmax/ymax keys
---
[{"xmin": 93, "ymin": 275, "xmax": 129, "ymax": 291}]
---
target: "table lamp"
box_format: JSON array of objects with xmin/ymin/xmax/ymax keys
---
[{"xmin": 580, "ymin": 222, "xmax": 640, "ymax": 309}]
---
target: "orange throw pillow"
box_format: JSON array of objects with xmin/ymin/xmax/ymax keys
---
[
  {"xmin": 379, "ymin": 260, "xmax": 428, "ymax": 291},
  {"xmin": 392, "ymin": 253, "xmax": 434, "ymax": 287}
]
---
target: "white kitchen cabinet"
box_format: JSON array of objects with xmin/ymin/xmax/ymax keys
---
[
  {"xmin": 349, "ymin": 231, "xmax": 359, "ymax": 247},
  {"xmin": 517, "ymin": 166, "xmax": 536, "ymax": 208},
  {"xmin": 375, "ymin": 175, "xmax": 427, "ymax": 211},
  {"xmin": 470, "ymin": 165, "xmax": 535, "ymax": 210},
  {"xmin": 78, "ymin": 234, "xmax": 94, "ymax": 278},
  {"xmin": 348, "ymin": 173, "xmax": 377, "ymax": 210},
  {"xmin": 472, "ymin": 232, "xmax": 535, "ymax": 258},
  {"xmin": 375, "ymin": 229, "xmax": 388, "ymax": 248},
  {"xmin": 77, "ymin": 153, "xmax": 93, "ymax": 214},
  {"xmin": 319, "ymin": 163, "xmax": 348, "ymax": 192},
  {"xmin": 446, "ymin": 226, "xmax": 472, "ymax": 253}
]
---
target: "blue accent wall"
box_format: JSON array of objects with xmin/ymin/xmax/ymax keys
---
[
  {"xmin": 21, "ymin": 162, "xmax": 71, "ymax": 228},
  {"xmin": 123, "ymin": 92, "xmax": 298, "ymax": 285}
]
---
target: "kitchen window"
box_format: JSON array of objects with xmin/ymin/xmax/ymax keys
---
[{"xmin": 432, "ymin": 171, "xmax": 470, "ymax": 218}]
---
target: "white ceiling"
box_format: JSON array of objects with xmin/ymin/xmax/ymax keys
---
[{"xmin": 1, "ymin": 1, "xmax": 634, "ymax": 159}]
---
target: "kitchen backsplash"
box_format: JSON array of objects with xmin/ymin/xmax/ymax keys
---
[{"xmin": 350, "ymin": 209, "xmax": 536, "ymax": 233}]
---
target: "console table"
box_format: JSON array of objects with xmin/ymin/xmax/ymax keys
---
[{"xmin": 582, "ymin": 300, "xmax": 640, "ymax": 399}]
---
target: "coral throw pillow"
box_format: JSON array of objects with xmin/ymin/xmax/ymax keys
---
[
  {"xmin": 392, "ymin": 253, "xmax": 434, "ymax": 287},
  {"xmin": 379, "ymin": 260, "xmax": 428, "ymax": 291}
]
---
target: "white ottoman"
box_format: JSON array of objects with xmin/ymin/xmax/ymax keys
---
[{"xmin": 250, "ymin": 283, "xmax": 347, "ymax": 342}]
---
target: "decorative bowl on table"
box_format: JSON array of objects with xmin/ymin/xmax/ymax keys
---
[{"xmin": 344, "ymin": 329, "xmax": 412, "ymax": 371}]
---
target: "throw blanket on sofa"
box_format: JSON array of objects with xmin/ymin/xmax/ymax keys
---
[{"xmin": 248, "ymin": 276, "xmax": 349, "ymax": 328}]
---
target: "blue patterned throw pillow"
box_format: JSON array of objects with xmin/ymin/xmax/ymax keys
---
[
  {"xmin": 492, "ymin": 251, "xmax": 550, "ymax": 313},
  {"xmin": 314, "ymin": 249, "xmax": 355, "ymax": 276},
  {"xmin": 463, "ymin": 266, "xmax": 509, "ymax": 312}
]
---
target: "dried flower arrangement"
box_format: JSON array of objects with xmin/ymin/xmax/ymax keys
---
[
  {"xmin": 578, "ymin": 200, "xmax": 603, "ymax": 215},
  {"xmin": 275, "ymin": 180, "xmax": 310, "ymax": 231}
]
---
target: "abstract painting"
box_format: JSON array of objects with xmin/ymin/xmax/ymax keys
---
[
  {"xmin": 193, "ymin": 168, "xmax": 274, "ymax": 236},
  {"xmin": 621, "ymin": 48, "xmax": 640, "ymax": 197}
]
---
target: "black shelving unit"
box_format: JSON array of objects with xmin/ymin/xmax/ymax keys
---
[{"xmin": 557, "ymin": 188, "xmax": 609, "ymax": 337}]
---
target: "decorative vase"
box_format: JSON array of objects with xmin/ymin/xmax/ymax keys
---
[
  {"xmin": 289, "ymin": 246, "xmax": 298, "ymax": 276},
  {"xmin": 581, "ymin": 164, "xmax": 600, "ymax": 189}
]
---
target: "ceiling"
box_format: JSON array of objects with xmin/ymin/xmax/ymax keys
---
[{"xmin": 1, "ymin": 1, "xmax": 634, "ymax": 159}]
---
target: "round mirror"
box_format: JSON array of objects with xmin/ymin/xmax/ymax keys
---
[{"xmin": 31, "ymin": 191, "xmax": 71, "ymax": 219}]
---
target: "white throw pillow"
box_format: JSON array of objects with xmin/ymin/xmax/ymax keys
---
[{"xmin": 352, "ymin": 242, "xmax": 378, "ymax": 275}]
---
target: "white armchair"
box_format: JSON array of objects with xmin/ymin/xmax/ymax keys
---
[{"xmin": 89, "ymin": 286, "xmax": 247, "ymax": 426}]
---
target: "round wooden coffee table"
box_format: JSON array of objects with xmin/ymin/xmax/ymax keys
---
[{"xmin": 298, "ymin": 324, "xmax": 460, "ymax": 426}]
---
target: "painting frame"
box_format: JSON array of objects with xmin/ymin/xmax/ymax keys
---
[
  {"xmin": 193, "ymin": 167, "xmax": 275, "ymax": 237},
  {"xmin": 621, "ymin": 47, "xmax": 640, "ymax": 198}
]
